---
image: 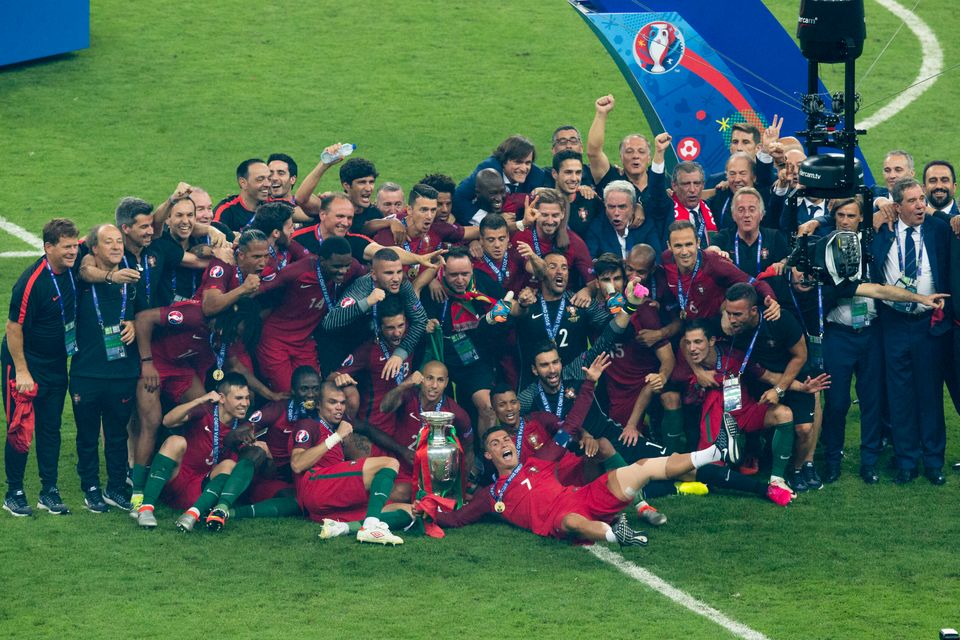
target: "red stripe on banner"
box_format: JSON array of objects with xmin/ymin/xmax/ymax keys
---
[{"xmin": 680, "ymin": 50, "xmax": 752, "ymax": 113}]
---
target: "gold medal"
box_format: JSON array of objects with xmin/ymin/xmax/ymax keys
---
[
  {"xmin": 212, "ymin": 369, "xmax": 224, "ymax": 381},
  {"xmin": 494, "ymin": 501, "xmax": 506, "ymax": 513},
  {"xmin": 680, "ymin": 309, "xmax": 687, "ymax": 320}
]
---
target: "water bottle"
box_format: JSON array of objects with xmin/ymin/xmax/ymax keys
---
[{"xmin": 321, "ymin": 143, "xmax": 356, "ymax": 164}]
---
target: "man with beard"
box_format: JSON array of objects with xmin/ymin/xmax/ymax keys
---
[
  {"xmin": 662, "ymin": 221, "xmax": 780, "ymax": 322},
  {"xmin": 332, "ymin": 296, "xmax": 413, "ymax": 432},
  {"xmin": 295, "ymin": 151, "xmax": 384, "ymax": 235},
  {"xmin": 248, "ymin": 201, "xmax": 310, "ymax": 274},
  {"xmin": 512, "ymin": 252, "xmax": 611, "ymax": 378},
  {"xmin": 420, "ymin": 247, "xmax": 508, "ymax": 430},
  {"xmin": 3, "ymin": 219, "xmax": 80, "ymax": 516},
  {"xmin": 266, "ymin": 153, "xmax": 311, "ymax": 224},
  {"xmin": 323, "ymin": 248, "xmax": 428, "ymax": 383}
]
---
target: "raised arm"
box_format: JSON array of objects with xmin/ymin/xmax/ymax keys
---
[{"xmin": 586, "ymin": 95, "xmax": 615, "ymax": 183}]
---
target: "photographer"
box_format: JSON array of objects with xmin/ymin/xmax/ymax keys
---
[{"xmin": 780, "ymin": 197, "xmax": 948, "ymax": 485}]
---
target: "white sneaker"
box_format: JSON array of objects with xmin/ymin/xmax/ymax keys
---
[
  {"xmin": 319, "ymin": 518, "xmax": 351, "ymax": 539},
  {"xmin": 356, "ymin": 521, "xmax": 403, "ymax": 545},
  {"xmin": 137, "ymin": 508, "xmax": 158, "ymax": 529}
]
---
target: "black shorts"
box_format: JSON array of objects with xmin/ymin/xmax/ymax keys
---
[
  {"xmin": 446, "ymin": 358, "xmax": 495, "ymax": 402},
  {"xmin": 783, "ymin": 390, "xmax": 815, "ymax": 425}
]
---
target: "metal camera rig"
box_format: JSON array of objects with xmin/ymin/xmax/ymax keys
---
[{"xmin": 788, "ymin": 0, "xmax": 876, "ymax": 284}]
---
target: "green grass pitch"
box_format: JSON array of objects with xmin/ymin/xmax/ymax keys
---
[{"xmin": 1, "ymin": 1, "xmax": 959, "ymax": 638}]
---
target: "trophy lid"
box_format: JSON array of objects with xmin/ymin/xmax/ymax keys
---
[{"xmin": 420, "ymin": 411, "xmax": 456, "ymax": 426}]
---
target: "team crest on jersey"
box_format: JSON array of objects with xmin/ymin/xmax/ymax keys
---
[
  {"xmin": 564, "ymin": 388, "xmax": 577, "ymax": 400},
  {"xmin": 294, "ymin": 429, "xmax": 310, "ymax": 444},
  {"xmin": 578, "ymin": 207, "xmax": 588, "ymax": 222},
  {"xmin": 249, "ymin": 410, "xmax": 262, "ymax": 423},
  {"xmin": 72, "ymin": 393, "xmax": 81, "ymax": 404},
  {"xmin": 527, "ymin": 432, "xmax": 543, "ymax": 450},
  {"xmin": 147, "ymin": 255, "xmax": 158, "ymax": 268},
  {"xmin": 760, "ymin": 248, "xmax": 769, "ymax": 260},
  {"xmin": 167, "ymin": 310, "xmax": 184, "ymax": 325},
  {"xmin": 697, "ymin": 285, "xmax": 704, "ymax": 294},
  {"xmin": 209, "ymin": 265, "xmax": 224, "ymax": 278},
  {"xmin": 566, "ymin": 306, "xmax": 579, "ymax": 322},
  {"xmin": 262, "ymin": 272, "xmax": 276, "ymax": 282},
  {"xmin": 340, "ymin": 297, "xmax": 356, "ymax": 308},
  {"xmin": 341, "ymin": 354, "xmax": 355, "ymax": 367}
]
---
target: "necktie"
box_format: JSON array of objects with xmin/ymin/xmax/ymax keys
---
[
  {"xmin": 808, "ymin": 204, "xmax": 820, "ymax": 220},
  {"xmin": 903, "ymin": 227, "xmax": 917, "ymax": 280}
]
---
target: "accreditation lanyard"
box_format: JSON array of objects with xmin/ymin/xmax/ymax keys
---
[
  {"xmin": 90, "ymin": 282, "xmax": 128, "ymax": 328},
  {"xmin": 539, "ymin": 293, "xmax": 566, "ymax": 341},
  {"xmin": 269, "ymin": 245, "xmax": 288, "ymax": 271},
  {"xmin": 483, "ymin": 253, "xmax": 510, "ymax": 284},
  {"xmin": 401, "ymin": 218, "xmax": 427, "ymax": 254},
  {"xmin": 171, "ymin": 269, "xmax": 199, "ymax": 302},
  {"xmin": 895, "ymin": 222, "xmax": 924, "ymax": 278},
  {"xmin": 124, "ymin": 254, "xmax": 151, "ymax": 306},
  {"xmin": 676, "ymin": 252, "xmax": 702, "ymax": 319},
  {"xmin": 788, "ymin": 278, "xmax": 824, "ymax": 339},
  {"xmin": 733, "ymin": 232, "xmax": 762, "ymax": 275},
  {"xmin": 537, "ymin": 381, "xmax": 564, "ymax": 419},
  {"xmin": 531, "ymin": 228, "xmax": 544, "ymax": 257},
  {"xmin": 514, "ymin": 418, "xmax": 527, "ymax": 457},
  {"xmin": 210, "ymin": 405, "xmax": 238, "ymax": 465},
  {"xmin": 717, "ymin": 320, "xmax": 761, "ymax": 378},
  {"xmin": 46, "ymin": 260, "xmax": 78, "ymax": 355},
  {"xmin": 315, "ymin": 260, "xmax": 334, "ymax": 308}
]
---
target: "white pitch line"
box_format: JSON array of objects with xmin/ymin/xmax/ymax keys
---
[
  {"xmin": 858, "ymin": 0, "xmax": 943, "ymax": 131},
  {"xmin": 587, "ymin": 545, "xmax": 772, "ymax": 640},
  {"xmin": 0, "ymin": 215, "xmax": 43, "ymax": 255},
  {"xmin": 0, "ymin": 251, "xmax": 40, "ymax": 258}
]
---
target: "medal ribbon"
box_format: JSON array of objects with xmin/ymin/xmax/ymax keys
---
[
  {"xmin": 676, "ymin": 252, "xmax": 702, "ymax": 317},
  {"xmin": 539, "ymin": 293, "xmax": 566, "ymax": 341}
]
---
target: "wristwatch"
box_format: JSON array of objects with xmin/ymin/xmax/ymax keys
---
[{"xmin": 774, "ymin": 386, "xmax": 785, "ymax": 399}]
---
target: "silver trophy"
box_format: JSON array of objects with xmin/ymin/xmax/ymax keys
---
[{"xmin": 419, "ymin": 411, "xmax": 461, "ymax": 498}]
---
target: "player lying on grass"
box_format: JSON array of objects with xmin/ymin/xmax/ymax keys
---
[{"xmin": 418, "ymin": 420, "xmax": 740, "ymax": 546}]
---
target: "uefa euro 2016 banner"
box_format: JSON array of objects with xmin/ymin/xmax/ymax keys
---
[{"xmin": 570, "ymin": 0, "xmax": 874, "ymax": 182}]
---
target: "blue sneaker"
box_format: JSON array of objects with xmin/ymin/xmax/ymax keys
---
[
  {"xmin": 3, "ymin": 490, "xmax": 33, "ymax": 517},
  {"xmin": 102, "ymin": 486, "xmax": 132, "ymax": 511},
  {"xmin": 83, "ymin": 486, "xmax": 109, "ymax": 514},
  {"xmin": 37, "ymin": 486, "xmax": 70, "ymax": 515}
]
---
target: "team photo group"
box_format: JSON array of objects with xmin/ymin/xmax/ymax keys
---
[{"xmin": 4, "ymin": 93, "xmax": 957, "ymax": 549}]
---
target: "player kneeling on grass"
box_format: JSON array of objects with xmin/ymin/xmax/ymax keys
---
[
  {"xmin": 135, "ymin": 372, "xmax": 252, "ymax": 528},
  {"xmin": 422, "ymin": 423, "xmax": 740, "ymax": 546},
  {"xmin": 291, "ymin": 382, "xmax": 413, "ymax": 545},
  {"xmin": 674, "ymin": 320, "xmax": 829, "ymax": 501}
]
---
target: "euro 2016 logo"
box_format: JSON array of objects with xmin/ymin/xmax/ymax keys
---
[{"xmin": 634, "ymin": 21, "xmax": 685, "ymax": 74}]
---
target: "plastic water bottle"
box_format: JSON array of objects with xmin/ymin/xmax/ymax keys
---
[{"xmin": 321, "ymin": 143, "xmax": 356, "ymax": 164}]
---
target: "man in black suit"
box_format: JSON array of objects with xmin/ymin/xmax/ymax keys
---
[{"xmin": 872, "ymin": 178, "xmax": 952, "ymax": 485}]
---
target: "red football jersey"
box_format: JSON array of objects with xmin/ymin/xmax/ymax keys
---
[
  {"xmin": 336, "ymin": 340, "xmax": 412, "ymax": 431},
  {"xmin": 606, "ymin": 302, "xmax": 667, "ymax": 386},
  {"xmin": 289, "ymin": 418, "xmax": 344, "ymax": 478},
  {"xmin": 259, "ymin": 256, "xmax": 364, "ymax": 342},
  {"xmin": 393, "ymin": 389, "xmax": 472, "ymax": 453},
  {"xmin": 179, "ymin": 405, "xmax": 239, "ymax": 475},
  {"xmin": 151, "ymin": 300, "xmax": 213, "ymax": 365}
]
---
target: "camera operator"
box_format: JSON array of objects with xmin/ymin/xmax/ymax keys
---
[{"xmin": 774, "ymin": 197, "xmax": 947, "ymax": 486}]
